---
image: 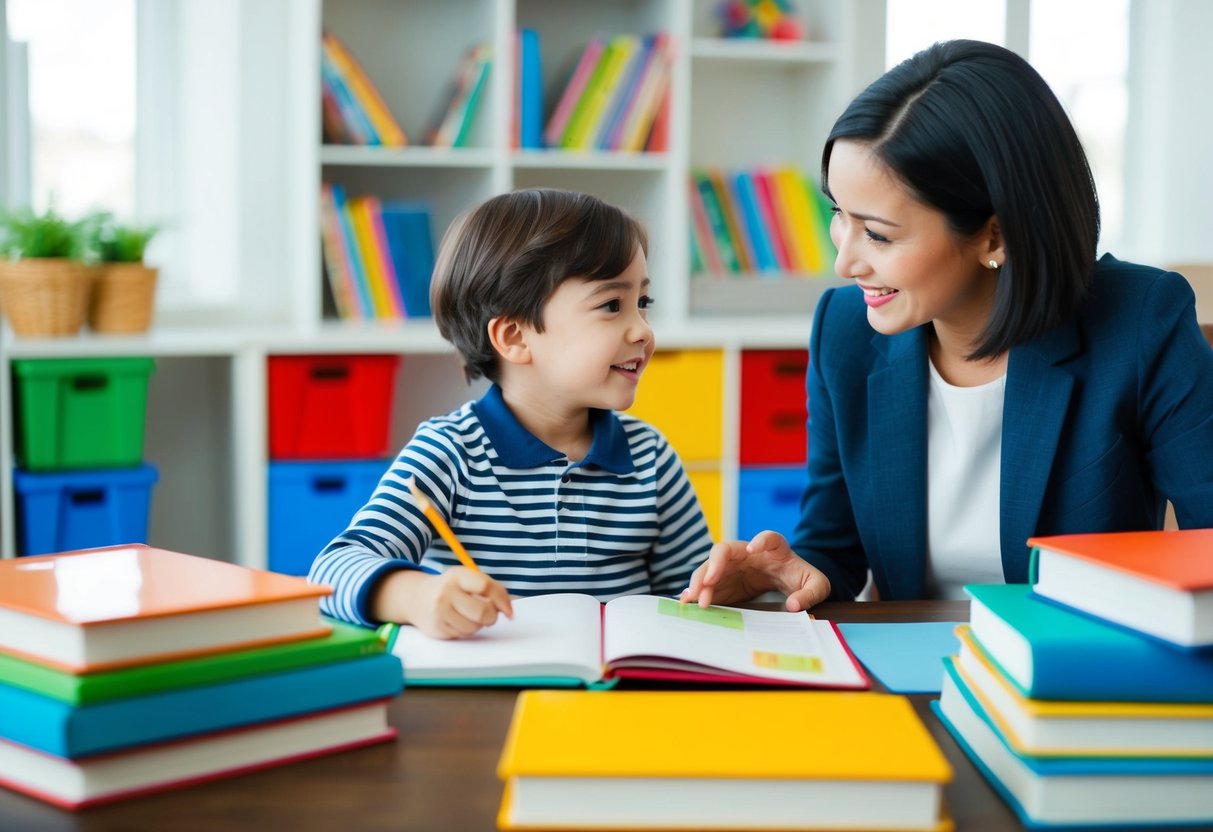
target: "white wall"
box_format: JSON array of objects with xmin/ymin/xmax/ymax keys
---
[{"xmin": 1122, "ymin": 0, "xmax": 1213, "ymax": 267}]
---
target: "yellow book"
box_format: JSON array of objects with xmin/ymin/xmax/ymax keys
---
[
  {"xmin": 347, "ymin": 197, "xmax": 394, "ymax": 319},
  {"xmin": 954, "ymin": 625, "xmax": 1213, "ymax": 758},
  {"xmin": 497, "ymin": 689, "xmax": 954, "ymax": 831},
  {"xmin": 322, "ymin": 33, "xmax": 407, "ymax": 147},
  {"xmin": 772, "ymin": 166, "xmax": 824, "ymax": 274},
  {"xmin": 561, "ymin": 36, "xmax": 631, "ymax": 150}
]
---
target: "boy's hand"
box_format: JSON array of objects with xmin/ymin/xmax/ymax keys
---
[
  {"xmin": 373, "ymin": 568, "xmax": 514, "ymax": 639},
  {"xmin": 679, "ymin": 530, "xmax": 831, "ymax": 612}
]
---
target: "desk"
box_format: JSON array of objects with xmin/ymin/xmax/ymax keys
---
[{"xmin": 0, "ymin": 601, "xmax": 1206, "ymax": 832}]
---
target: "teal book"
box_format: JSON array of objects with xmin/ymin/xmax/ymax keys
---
[
  {"xmin": 0, "ymin": 652, "xmax": 403, "ymax": 759},
  {"xmin": 935, "ymin": 658, "xmax": 1213, "ymax": 829},
  {"xmin": 0, "ymin": 619, "xmax": 384, "ymax": 705},
  {"xmin": 966, "ymin": 583, "xmax": 1213, "ymax": 702}
]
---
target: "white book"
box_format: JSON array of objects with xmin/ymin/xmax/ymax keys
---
[{"xmin": 387, "ymin": 593, "xmax": 868, "ymax": 689}]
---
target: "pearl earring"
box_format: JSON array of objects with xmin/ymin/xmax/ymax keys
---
[{"xmin": 988, "ymin": 259, "xmax": 999, "ymax": 270}]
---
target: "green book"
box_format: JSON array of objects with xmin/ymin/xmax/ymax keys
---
[{"xmin": 0, "ymin": 618, "xmax": 384, "ymax": 705}]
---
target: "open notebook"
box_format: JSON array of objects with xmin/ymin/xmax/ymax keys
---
[{"xmin": 384, "ymin": 594, "xmax": 868, "ymax": 688}]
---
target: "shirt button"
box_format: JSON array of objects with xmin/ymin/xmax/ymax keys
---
[{"xmin": 561, "ymin": 476, "xmax": 570, "ymax": 483}]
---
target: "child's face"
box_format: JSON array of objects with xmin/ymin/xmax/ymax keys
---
[{"xmin": 523, "ymin": 246, "xmax": 655, "ymax": 413}]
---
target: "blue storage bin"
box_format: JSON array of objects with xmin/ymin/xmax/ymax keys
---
[
  {"xmin": 13, "ymin": 463, "xmax": 159, "ymax": 556},
  {"xmin": 737, "ymin": 466, "xmax": 808, "ymax": 542},
  {"xmin": 268, "ymin": 459, "xmax": 391, "ymax": 576}
]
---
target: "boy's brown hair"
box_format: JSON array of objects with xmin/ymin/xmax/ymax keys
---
[{"xmin": 431, "ymin": 188, "xmax": 648, "ymax": 382}]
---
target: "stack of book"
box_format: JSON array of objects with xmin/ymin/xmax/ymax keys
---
[
  {"xmin": 934, "ymin": 529, "xmax": 1213, "ymax": 828},
  {"xmin": 320, "ymin": 31, "xmax": 407, "ymax": 147},
  {"xmin": 689, "ymin": 166, "xmax": 836, "ymax": 277},
  {"xmin": 497, "ymin": 689, "xmax": 954, "ymax": 830},
  {"xmin": 543, "ymin": 32, "xmax": 672, "ymax": 152},
  {"xmin": 0, "ymin": 544, "xmax": 403, "ymax": 809},
  {"xmin": 319, "ymin": 183, "xmax": 434, "ymax": 321}
]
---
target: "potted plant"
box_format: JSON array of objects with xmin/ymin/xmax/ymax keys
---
[
  {"xmin": 87, "ymin": 215, "xmax": 160, "ymax": 334},
  {"xmin": 0, "ymin": 206, "xmax": 93, "ymax": 337}
]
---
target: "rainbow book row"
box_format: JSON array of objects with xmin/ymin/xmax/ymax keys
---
[
  {"xmin": 319, "ymin": 183, "xmax": 435, "ymax": 322},
  {"xmin": 532, "ymin": 31, "xmax": 672, "ymax": 152},
  {"xmin": 690, "ymin": 167, "xmax": 837, "ymax": 277}
]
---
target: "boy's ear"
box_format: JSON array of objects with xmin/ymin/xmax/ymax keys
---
[{"xmin": 487, "ymin": 316, "xmax": 532, "ymax": 366}]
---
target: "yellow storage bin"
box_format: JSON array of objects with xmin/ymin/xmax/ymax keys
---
[
  {"xmin": 688, "ymin": 469, "xmax": 723, "ymax": 542},
  {"xmin": 629, "ymin": 350, "xmax": 723, "ymax": 462}
]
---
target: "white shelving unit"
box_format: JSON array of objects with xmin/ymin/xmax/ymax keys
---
[{"xmin": 1, "ymin": 0, "xmax": 878, "ymax": 566}]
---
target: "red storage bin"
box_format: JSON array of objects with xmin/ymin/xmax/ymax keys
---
[
  {"xmin": 739, "ymin": 349, "xmax": 808, "ymax": 465},
  {"xmin": 268, "ymin": 355, "xmax": 400, "ymax": 459}
]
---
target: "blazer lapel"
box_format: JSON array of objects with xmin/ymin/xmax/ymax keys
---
[
  {"xmin": 1000, "ymin": 321, "xmax": 1081, "ymax": 581},
  {"xmin": 866, "ymin": 326, "xmax": 929, "ymax": 599}
]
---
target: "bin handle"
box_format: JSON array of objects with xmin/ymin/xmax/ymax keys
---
[
  {"xmin": 69, "ymin": 489, "xmax": 106, "ymax": 505},
  {"xmin": 313, "ymin": 477, "xmax": 347, "ymax": 493},
  {"xmin": 72, "ymin": 375, "xmax": 108, "ymax": 391},
  {"xmin": 310, "ymin": 365, "xmax": 349, "ymax": 381}
]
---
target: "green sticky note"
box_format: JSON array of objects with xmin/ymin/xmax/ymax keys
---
[{"xmin": 656, "ymin": 598, "xmax": 744, "ymax": 629}]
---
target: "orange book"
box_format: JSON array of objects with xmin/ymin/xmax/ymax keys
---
[
  {"xmin": 321, "ymin": 32, "xmax": 407, "ymax": 147},
  {"xmin": 1029, "ymin": 529, "xmax": 1213, "ymax": 648},
  {"xmin": 0, "ymin": 544, "xmax": 332, "ymax": 673}
]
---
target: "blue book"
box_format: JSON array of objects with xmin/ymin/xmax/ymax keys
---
[
  {"xmin": 518, "ymin": 28, "xmax": 543, "ymax": 149},
  {"xmin": 966, "ymin": 583, "xmax": 1213, "ymax": 702},
  {"xmin": 379, "ymin": 202, "xmax": 434, "ymax": 317},
  {"xmin": 0, "ymin": 653, "xmax": 403, "ymax": 759},
  {"xmin": 935, "ymin": 658, "xmax": 1213, "ymax": 829},
  {"xmin": 733, "ymin": 171, "xmax": 779, "ymax": 273}
]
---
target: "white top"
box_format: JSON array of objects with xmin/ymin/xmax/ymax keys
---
[{"xmin": 925, "ymin": 360, "xmax": 1006, "ymax": 600}]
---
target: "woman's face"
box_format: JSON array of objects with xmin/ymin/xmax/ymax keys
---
[{"xmin": 826, "ymin": 139, "xmax": 1000, "ymax": 347}]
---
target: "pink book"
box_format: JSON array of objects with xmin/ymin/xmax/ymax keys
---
[
  {"xmin": 544, "ymin": 38, "xmax": 605, "ymax": 148},
  {"xmin": 688, "ymin": 177, "xmax": 725, "ymax": 274},
  {"xmin": 753, "ymin": 168, "xmax": 794, "ymax": 271}
]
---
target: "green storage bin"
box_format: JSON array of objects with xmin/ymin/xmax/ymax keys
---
[{"xmin": 13, "ymin": 357, "xmax": 156, "ymax": 470}]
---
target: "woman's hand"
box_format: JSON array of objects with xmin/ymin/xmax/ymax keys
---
[{"xmin": 680, "ymin": 530, "xmax": 832, "ymax": 612}]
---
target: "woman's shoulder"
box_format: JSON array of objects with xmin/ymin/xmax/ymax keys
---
[{"xmin": 1083, "ymin": 253, "xmax": 1195, "ymax": 324}]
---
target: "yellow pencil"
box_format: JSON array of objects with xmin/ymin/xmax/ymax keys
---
[{"xmin": 404, "ymin": 476, "xmax": 481, "ymax": 573}]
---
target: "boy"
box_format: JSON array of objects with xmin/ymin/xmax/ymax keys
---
[{"xmin": 309, "ymin": 189, "xmax": 713, "ymax": 639}]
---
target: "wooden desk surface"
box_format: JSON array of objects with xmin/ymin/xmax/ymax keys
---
[{"xmin": 0, "ymin": 600, "xmax": 1205, "ymax": 832}]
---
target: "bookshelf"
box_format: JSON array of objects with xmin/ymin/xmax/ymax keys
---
[{"xmin": 0, "ymin": 0, "xmax": 881, "ymax": 566}]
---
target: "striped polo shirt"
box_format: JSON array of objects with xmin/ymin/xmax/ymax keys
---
[{"xmin": 309, "ymin": 384, "xmax": 713, "ymax": 627}]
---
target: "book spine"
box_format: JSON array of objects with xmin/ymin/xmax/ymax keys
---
[
  {"xmin": 619, "ymin": 34, "xmax": 670, "ymax": 152},
  {"xmin": 693, "ymin": 171, "xmax": 740, "ymax": 273},
  {"xmin": 318, "ymin": 184, "xmax": 358, "ymax": 319},
  {"xmin": 544, "ymin": 38, "xmax": 605, "ymax": 149},
  {"xmin": 330, "ymin": 186, "xmax": 374, "ymax": 318},
  {"xmin": 752, "ymin": 168, "xmax": 793, "ymax": 271},
  {"xmin": 518, "ymin": 29, "xmax": 543, "ymax": 149},
  {"xmin": 366, "ymin": 197, "xmax": 406, "ymax": 319},
  {"xmin": 453, "ymin": 44, "xmax": 493, "ymax": 148},
  {"xmin": 322, "ymin": 33, "xmax": 407, "ymax": 147},
  {"xmin": 708, "ymin": 169, "xmax": 751, "ymax": 273},
  {"xmin": 772, "ymin": 167, "xmax": 817, "ymax": 273},
  {"xmin": 562, "ymin": 36, "xmax": 630, "ymax": 150},
  {"xmin": 687, "ymin": 177, "xmax": 725, "ymax": 275}
]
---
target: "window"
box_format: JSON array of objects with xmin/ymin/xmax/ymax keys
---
[
  {"xmin": 6, "ymin": 0, "xmax": 136, "ymax": 218},
  {"xmin": 884, "ymin": 0, "xmax": 1129, "ymax": 255}
]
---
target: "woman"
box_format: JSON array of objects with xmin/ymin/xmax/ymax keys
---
[{"xmin": 683, "ymin": 40, "xmax": 1213, "ymax": 609}]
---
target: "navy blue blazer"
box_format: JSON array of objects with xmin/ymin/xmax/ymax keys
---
[{"xmin": 791, "ymin": 255, "xmax": 1213, "ymax": 600}]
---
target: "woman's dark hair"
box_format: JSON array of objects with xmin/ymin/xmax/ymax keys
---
[
  {"xmin": 822, "ymin": 39, "xmax": 1099, "ymax": 359},
  {"xmin": 431, "ymin": 188, "xmax": 647, "ymax": 383}
]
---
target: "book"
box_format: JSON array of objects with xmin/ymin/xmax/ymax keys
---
[
  {"xmin": 329, "ymin": 183, "xmax": 375, "ymax": 318},
  {"xmin": 543, "ymin": 38, "xmax": 605, "ymax": 149},
  {"xmin": 693, "ymin": 170, "xmax": 741, "ymax": 273},
  {"xmin": 1029, "ymin": 529, "xmax": 1213, "ymax": 647},
  {"xmin": 0, "ymin": 652, "xmax": 402, "ymax": 758},
  {"xmin": 953, "ymin": 628, "xmax": 1213, "ymax": 758},
  {"xmin": 321, "ymin": 32, "xmax": 407, "ymax": 147},
  {"xmin": 617, "ymin": 32, "xmax": 671, "ymax": 152},
  {"xmin": 687, "ymin": 176, "xmax": 725, "ymax": 274},
  {"xmin": 497, "ymin": 689, "xmax": 953, "ymax": 831},
  {"xmin": 966, "ymin": 583, "xmax": 1213, "ymax": 702},
  {"xmin": 318, "ymin": 183, "xmax": 361, "ymax": 319},
  {"xmin": 517, "ymin": 28, "xmax": 543, "ymax": 149},
  {"xmin": 597, "ymin": 33, "xmax": 654, "ymax": 150},
  {"xmin": 772, "ymin": 166, "xmax": 826, "ymax": 273},
  {"xmin": 935, "ymin": 658, "xmax": 1213, "ymax": 829},
  {"xmin": 0, "ymin": 700, "xmax": 395, "ymax": 810},
  {"xmin": 733, "ymin": 170, "xmax": 779, "ymax": 273},
  {"xmin": 0, "ymin": 618, "xmax": 383, "ymax": 705},
  {"xmin": 836, "ymin": 621, "xmax": 962, "ymax": 694},
  {"xmin": 365, "ymin": 196, "xmax": 407, "ymax": 318},
  {"xmin": 752, "ymin": 168, "xmax": 794, "ymax": 270},
  {"xmin": 708, "ymin": 168, "xmax": 752, "ymax": 272},
  {"xmin": 347, "ymin": 197, "xmax": 396, "ymax": 319},
  {"xmin": 428, "ymin": 42, "xmax": 493, "ymax": 148},
  {"xmin": 0, "ymin": 544, "xmax": 331, "ymax": 673},
  {"xmin": 379, "ymin": 201, "xmax": 435, "ymax": 317},
  {"xmin": 560, "ymin": 36, "xmax": 635, "ymax": 150},
  {"xmin": 385, "ymin": 593, "xmax": 868, "ymax": 689}
]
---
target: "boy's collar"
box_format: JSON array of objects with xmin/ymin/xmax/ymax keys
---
[{"xmin": 471, "ymin": 385, "xmax": 635, "ymax": 474}]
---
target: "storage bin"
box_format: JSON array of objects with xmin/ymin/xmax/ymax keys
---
[
  {"xmin": 12, "ymin": 357, "xmax": 156, "ymax": 471},
  {"xmin": 267, "ymin": 459, "xmax": 391, "ymax": 575},
  {"xmin": 627, "ymin": 350, "xmax": 723, "ymax": 462},
  {"xmin": 267, "ymin": 355, "xmax": 400, "ymax": 459},
  {"xmin": 736, "ymin": 465, "xmax": 808, "ymax": 542},
  {"xmin": 686, "ymin": 468, "xmax": 722, "ymax": 542},
  {"xmin": 739, "ymin": 349, "xmax": 808, "ymax": 465},
  {"xmin": 13, "ymin": 463, "xmax": 159, "ymax": 556}
]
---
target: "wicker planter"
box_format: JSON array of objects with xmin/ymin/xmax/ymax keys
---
[
  {"xmin": 89, "ymin": 262, "xmax": 158, "ymax": 333},
  {"xmin": 0, "ymin": 258, "xmax": 94, "ymax": 337}
]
